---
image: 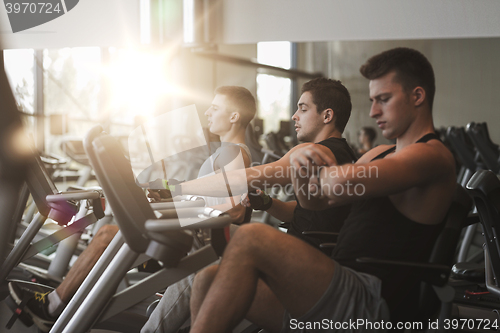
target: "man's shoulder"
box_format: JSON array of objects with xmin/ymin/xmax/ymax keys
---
[
  {"xmin": 215, "ymin": 143, "xmax": 246, "ymax": 160},
  {"xmin": 218, "ymin": 142, "xmax": 247, "ymax": 153},
  {"xmin": 412, "ymin": 138, "xmax": 456, "ymax": 171},
  {"xmin": 390, "ymin": 139, "xmax": 456, "ymax": 179},
  {"xmin": 291, "ymin": 141, "xmax": 344, "ymax": 154},
  {"xmin": 219, "ymin": 142, "xmax": 252, "ymax": 167},
  {"xmin": 402, "ymin": 138, "xmax": 453, "ymax": 159},
  {"xmin": 357, "ymin": 144, "xmax": 395, "ymax": 163},
  {"xmin": 316, "ymin": 137, "xmax": 358, "ymax": 164},
  {"xmin": 315, "ymin": 136, "xmax": 345, "ymax": 146}
]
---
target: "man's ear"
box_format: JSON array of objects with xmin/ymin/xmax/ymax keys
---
[
  {"xmin": 323, "ymin": 108, "xmax": 334, "ymax": 124},
  {"xmin": 413, "ymin": 87, "xmax": 426, "ymax": 107},
  {"xmin": 230, "ymin": 112, "xmax": 240, "ymax": 123}
]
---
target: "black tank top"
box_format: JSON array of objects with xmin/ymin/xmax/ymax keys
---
[
  {"xmin": 332, "ymin": 133, "xmax": 443, "ymax": 321},
  {"xmin": 288, "ymin": 137, "xmax": 357, "ymax": 255}
]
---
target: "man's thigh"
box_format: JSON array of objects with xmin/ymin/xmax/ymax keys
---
[
  {"xmin": 230, "ymin": 223, "xmax": 336, "ymax": 319},
  {"xmin": 245, "ymin": 279, "xmax": 285, "ymax": 333}
]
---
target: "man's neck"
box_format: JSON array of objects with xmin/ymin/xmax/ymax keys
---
[
  {"xmin": 395, "ymin": 111, "xmax": 435, "ymax": 151},
  {"xmin": 313, "ymin": 129, "xmax": 342, "ymax": 143},
  {"xmin": 219, "ymin": 127, "xmax": 246, "ymax": 145}
]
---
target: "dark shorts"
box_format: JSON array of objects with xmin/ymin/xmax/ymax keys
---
[{"xmin": 281, "ymin": 261, "xmax": 390, "ymax": 332}]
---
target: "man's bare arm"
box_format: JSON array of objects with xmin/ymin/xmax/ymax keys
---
[
  {"xmin": 289, "ymin": 143, "xmax": 338, "ymax": 211},
  {"xmin": 264, "ymin": 200, "xmax": 297, "ymax": 223},
  {"xmin": 241, "ymin": 191, "xmax": 297, "ymax": 223},
  {"xmin": 310, "ymin": 141, "xmax": 455, "ymax": 207},
  {"xmin": 179, "ymin": 143, "xmax": 313, "ymax": 197},
  {"xmin": 203, "ymin": 146, "xmax": 253, "ymax": 224}
]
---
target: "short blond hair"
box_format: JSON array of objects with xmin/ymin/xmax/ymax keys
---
[{"xmin": 215, "ymin": 86, "xmax": 256, "ymax": 127}]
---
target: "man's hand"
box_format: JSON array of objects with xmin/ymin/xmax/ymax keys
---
[
  {"xmin": 289, "ymin": 144, "xmax": 338, "ymax": 178},
  {"xmin": 289, "ymin": 144, "xmax": 339, "ymax": 210},
  {"xmin": 144, "ymin": 178, "xmax": 183, "ymax": 202},
  {"xmin": 307, "ymin": 167, "xmax": 332, "ymax": 203},
  {"xmin": 147, "ymin": 178, "xmax": 168, "ymax": 190},
  {"xmin": 147, "ymin": 189, "xmax": 172, "ymax": 202},
  {"xmin": 240, "ymin": 189, "xmax": 273, "ymax": 211}
]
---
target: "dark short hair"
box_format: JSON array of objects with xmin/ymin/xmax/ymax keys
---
[
  {"xmin": 301, "ymin": 78, "xmax": 352, "ymax": 133},
  {"xmin": 361, "ymin": 126, "xmax": 377, "ymax": 142},
  {"xmin": 359, "ymin": 47, "xmax": 435, "ymax": 110},
  {"xmin": 214, "ymin": 86, "xmax": 256, "ymax": 127}
]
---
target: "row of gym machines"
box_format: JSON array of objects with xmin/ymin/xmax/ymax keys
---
[
  {"xmin": 0, "ymin": 96, "xmax": 291, "ymax": 332},
  {"xmin": 0, "ymin": 52, "xmax": 246, "ymax": 332},
  {"xmin": 437, "ymin": 122, "xmax": 500, "ymax": 329}
]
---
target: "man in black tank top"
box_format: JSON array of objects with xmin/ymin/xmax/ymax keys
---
[
  {"xmin": 242, "ymin": 135, "xmax": 356, "ymax": 255},
  {"xmin": 189, "ymin": 48, "xmax": 456, "ymax": 333},
  {"xmin": 285, "ymin": 136, "xmax": 356, "ymax": 254}
]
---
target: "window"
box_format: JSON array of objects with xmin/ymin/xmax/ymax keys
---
[
  {"xmin": 256, "ymin": 42, "xmax": 292, "ymax": 134},
  {"xmin": 43, "ymin": 47, "xmax": 101, "ymax": 141},
  {"xmin": 4, "ymin": 49, "xmax": 35, "ymax": 114}
]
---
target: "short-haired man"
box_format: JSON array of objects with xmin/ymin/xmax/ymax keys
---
[
  {"xmin": 187, "ymin": 47, "xmax": 456, "ymax": 333},
  {"xmin": 141, "ymin": 86, "xmax": 256, "ymax": 332},
  {"xmin": 148, "ymin": 85, "xmax": 254, "ymax": 216},
  {"xmin": 9, "ymin": 86, "xmax": 256, "ymax": 333}
]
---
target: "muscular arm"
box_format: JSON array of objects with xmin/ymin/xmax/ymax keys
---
[
  {"xmin": 290, "ymin": 143, "xmax": 338, "ymax": 211},
  {"xmin": 264, "ymin": 200, "xmax": 297, "ymax": 223},
  {"xmin": 304, "ymin": 141, "xmax": 455, "ymax": 209},
  {"xmin": 240, "ymin": 188, "xmax": 297, "ymax": 223},
  {"xmin": 208, "ymin": 146, "xmax": 252, "ymax": 224},
  {"xmin": 179, "ymin": 143, "xmax": 310, "ymax": 197}
]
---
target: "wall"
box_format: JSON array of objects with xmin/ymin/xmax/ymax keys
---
[
  {"xmin": 297, "ymin": 38, "xmax": 500, "ymax": 146},
  {"xmin": 221, "ymin": 0, "xmax": 500, "ymax": 44},
  {"xmin": 165, "ymin": 44, "xmax": 257, "ymax": 129},
  {"xmin": 0, "ymin": 0, "xmax": 140, "ymax": 49}
]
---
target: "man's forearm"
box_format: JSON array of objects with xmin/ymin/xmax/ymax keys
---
[
  {"xmin": 179, "ymin": 164, "xmax": 292, "ymax": 197},
  {"xmin": 265, "ymin": 200, "xmax": 297, "ymax": 223},
  {"xmin": 180, "ymin": 169, "xmax": 248, "ymax": 197},
  {"xmin": 292, "ymin": 169, "xmax": 330, "ymax": 211}
]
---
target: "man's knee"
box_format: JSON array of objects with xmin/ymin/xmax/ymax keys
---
[
  {"xmin": 92, "ymin": 224, "xmax": 119, "ymax": 247},
  {"xmin": 229, "ymin": 223, "xmax": 276, "ymax": 252},
  {"xmin": 231, "ymin": 223, "xmax": 273, "ymax": 243},
  {"xmin": 193, "ymin": 265, "xmax": 219, "ymax": 294}
]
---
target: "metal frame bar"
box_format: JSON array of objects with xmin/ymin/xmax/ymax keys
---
[
  {"xmin": 47, "ymin": 203, "xmax": 89, "ymax": 278},
  {"xmin": 0, "ymin": 180, "xmax": 26, "ymax": 268},
  {"xmin": 61, "ymin": 242, "xmax": 139, "ymax": 333},
  {"xmin": 484, "ymin": 246, "xmax": 500, "ymax": 298},
  {"xmin": 51, "ymin": 231, "xmax": 126, "ymax": 332},
  {"xmin": 0, "ymin": 212, "xmax": 47, "ymax": 282},
  {"xmin": 21, "ymin": 212, "xmax": 97, "ymax": 261},
  {"xmin": 194, "ymin": 51, "xmax": 322, "ymax": 80},
  {"xmin": 100, "ymin": 245, "xmax": 218, "ymax": 322}
]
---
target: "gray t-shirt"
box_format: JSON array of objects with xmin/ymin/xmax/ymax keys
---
[{"xmin": 197, "ymin": 142, "xmax": 251, "ymax": 207}]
